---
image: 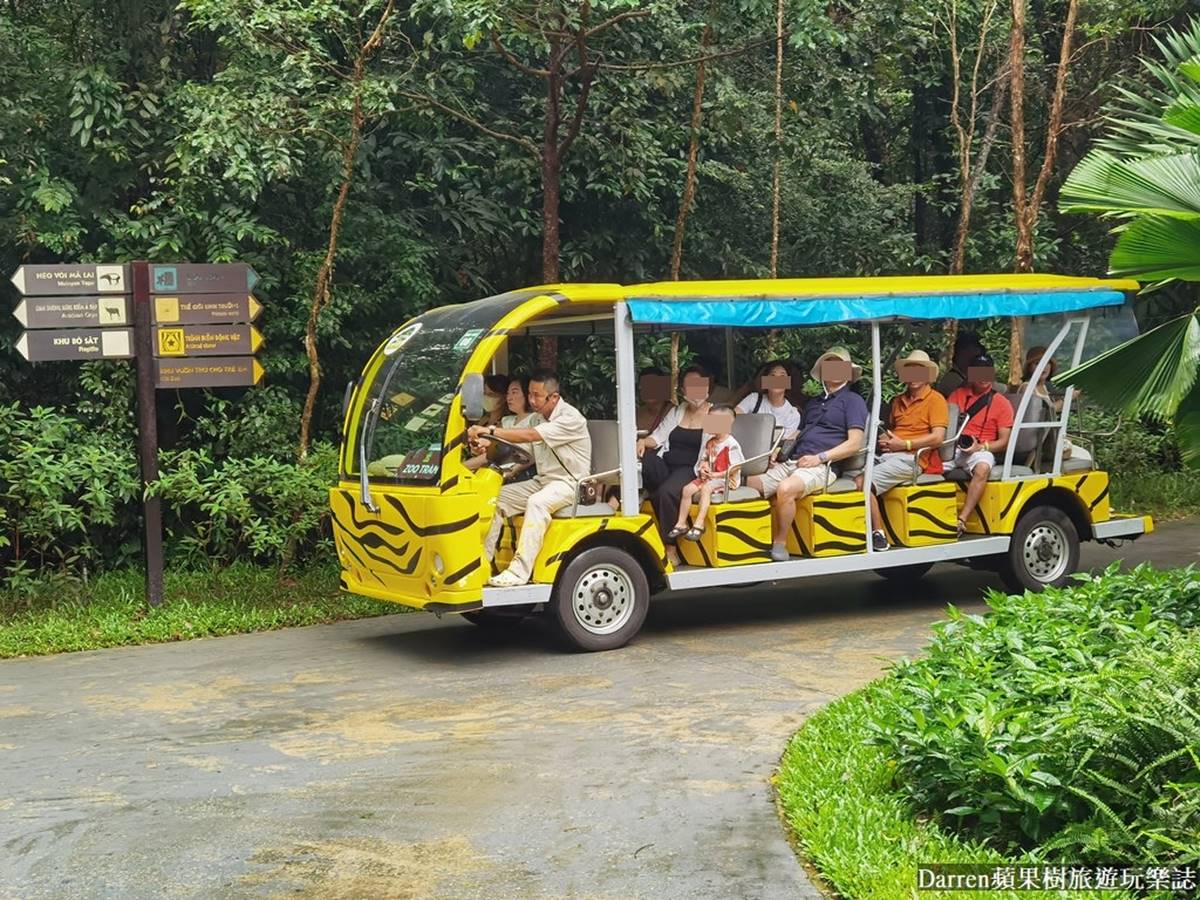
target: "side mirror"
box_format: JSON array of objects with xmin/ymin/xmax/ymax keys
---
[{"xmin": 461, "ymin": 373, "xmax": 484, "ymax": 421}]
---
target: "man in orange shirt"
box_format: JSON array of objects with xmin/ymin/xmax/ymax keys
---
[
  {"xmin": 857, "ymin": 349, "xmax": 948, "ymax": 551},
  {"xmin": 945, "ymin": 353, "xmax": 1014, "ymax": 535}
]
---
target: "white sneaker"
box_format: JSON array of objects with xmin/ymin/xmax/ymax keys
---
[{"xmin": 487, "ymin": 569, "xmax": 528, "ymax": 588}]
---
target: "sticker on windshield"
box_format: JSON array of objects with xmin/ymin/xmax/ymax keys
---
[
  {"xmin": 453, "ymin": 328, "xmax": 484, "ymax": 353},
  {"xmin": 404, "ymin": 416, "xmax": 426, "ymax": 432},
  {"xmin": 383, "ymin": 322, "xmax": 422, "ymax": 356}
]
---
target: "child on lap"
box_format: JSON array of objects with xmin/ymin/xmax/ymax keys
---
[{"xmin": 668, "ymin": 405, "xmax": 744, "ymax": 542}]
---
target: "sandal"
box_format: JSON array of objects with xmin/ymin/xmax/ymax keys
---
[
  {"xmin": 666, "ymin": 525, "xmax": 689, "ymax": 541},
  {"xmin": 956, "ymin": 518, "xmax": 967, "ymax": 537},
  {"xmin": 683, "ymin": 527, "xmax": 704, "ymax": 542}
]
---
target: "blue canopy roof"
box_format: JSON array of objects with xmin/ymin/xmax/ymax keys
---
[{"xmin": 626, "ymin": 289, "xmax": 1127, "ymax": 328}]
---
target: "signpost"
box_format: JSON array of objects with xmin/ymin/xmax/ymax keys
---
[
  {"xmin": 9, "ymin": 258, "xmax": 265, "ymax": 608},
  {"xmin": 15, "ymin": 327, "xmax": 133, "ymax": 361}
]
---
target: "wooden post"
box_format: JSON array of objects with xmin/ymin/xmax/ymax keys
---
[{"xmin": 131, "ymin": 260, "xmax": 164, "ymax": 607}]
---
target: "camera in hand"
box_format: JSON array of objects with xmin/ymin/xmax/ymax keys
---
[{"xmin": 957, "ymin": 433, "xmax": 975, "ymax": 449}]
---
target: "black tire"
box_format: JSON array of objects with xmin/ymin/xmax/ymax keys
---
[
  {"xmin": 551, "ymin": 546, "xmax": 650, "ymax": 652},
  {"xmin": 1000, "ymin": 504, "xmax": 1080, "ymax": 593},
  {"xmin": 874, "ymin": 562, "xmax": 934, "ymax": 583}
]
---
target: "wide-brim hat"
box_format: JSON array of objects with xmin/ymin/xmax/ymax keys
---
[
  {"xmin": 894, "ymin": 348, "xmax": 940, "ymax": 380},
  {"xmin": 810, "ymin": 346, "xmax": 863, "ymax": 382}
]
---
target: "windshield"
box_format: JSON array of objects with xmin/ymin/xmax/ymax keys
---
[{"xmin": 350, "ymin": 290, "xmax": 537, "ymax": 483}]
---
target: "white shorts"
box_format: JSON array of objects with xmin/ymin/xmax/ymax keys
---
[
  {"xmin": 869, "ymin": 452, "xmax": 920, "ymax": 494},
  {"xmin": 953, "ymin": 448, "xmax": 995, "ymax": 473},
  {"xmin": 758, "ymin": 460, "xmax": 834, "ymax": 499}
]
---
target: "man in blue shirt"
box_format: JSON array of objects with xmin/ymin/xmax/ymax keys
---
[{"xmin": 754, "ymin": 347, "xmax": 869, "ymax": 561}]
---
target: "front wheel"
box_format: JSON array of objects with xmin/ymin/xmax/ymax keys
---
[
  {"xmin": 1000, "ymin": 505, "xmax": 1080, "ymax": 593},
  {"xmin": 552, "ymin": 546, "xmax": 650, "ymax": 652}
]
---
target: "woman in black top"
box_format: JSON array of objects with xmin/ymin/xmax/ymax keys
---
[{"xmin": 635, "ymin": 365, "xmax": 713, "ymax": 564}]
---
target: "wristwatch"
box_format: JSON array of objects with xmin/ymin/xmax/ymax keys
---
[
  {"xmin": 818, "ymin": 451, "xmax": 828, "ymax": 463},
  {"xmin": 489, "ymin": 425, "xmax": 496, "ymax": 436}
]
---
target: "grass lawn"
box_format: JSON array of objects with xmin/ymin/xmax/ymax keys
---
[
  {"xmin": 775, "ymin": 683, "xmax": 1140, "ymax": 900},
  {"xmin": 0, "ymin": 563, "xmax": 396, "ymax": 658},
  {"xmin": 1110, "ymin": 470, "xmax": 1200, "ymax": 521}
]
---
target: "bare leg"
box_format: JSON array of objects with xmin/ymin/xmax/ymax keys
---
[
  {"xmin": 693, "ymin": 482, "xmax": 716, "ymax": 531},
  {"xmin": 676, "ymin": 482, "xmax": 699, "ymax": 528},
  {"xmin": 746, "ymin": 473, "xmax": 764, "ymax": 494},
  {"xmin": 771, "ymin": 474, "xmax": 804, "ymax": 545},
  {"xmin": 959, "ymin": 462, "xmax": 991, "ymax": 528},
  {"xmin": 867, "ymin": 489, "xmax": 883, "ymax": 536}
]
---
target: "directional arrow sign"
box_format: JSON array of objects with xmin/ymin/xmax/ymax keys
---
[
  {"xmin": 153, "ymin": 324, "xmax": 263, "ymax": 357},
  {"xmin": 150, "ymin": 263, "xmax": 258, "ymax": 295},
  {"xmin": 152, "ymin": 293, "xmax": 262, "ymax": 324},
  {"xmin": 13, "ymin": 296, "xmax": 130, "ymax": 329},
  {"xmin": 10, "ymin": 264, "xmax": 128, "ymax": 296},
  {"xmin": 155, "ymin": 356, "xmax": 265, "ymax": 389},
  {"xmin": 15, "ymin": 328, "xmax": 133, "ymax": 362}
]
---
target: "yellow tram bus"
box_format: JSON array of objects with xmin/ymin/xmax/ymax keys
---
[{"xmin": 331, "ymin": 275, "xmax": 1154, "ymax": 650}]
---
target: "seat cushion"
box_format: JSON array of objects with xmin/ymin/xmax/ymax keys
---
[
  {"xmin": 716, "ymin": 486, "xmax": 762, "ymax": 503},
  {"xmin": 945, "ymin": 464, "xmax": 1035, "ymax": 481},
  {"xmin": 553, "ymin": 502, "xmax": 615, "ymax": 519},
  {"xmin": 915, "ymin": 473, "xmax": 945, "ymax": 484},
  {"xmin": 1060, "ymin": 457, "xmax": 1094, "ymax": 473},
  {"xmin": 827, "ymin": 477, "xmax": 859, "ymax": 493}
]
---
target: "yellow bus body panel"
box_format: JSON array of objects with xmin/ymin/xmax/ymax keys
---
[
  {"xmin": 881, "ymin": 482, "xmax": 959, "ymax": 546},
  {"xmin": 786, "ymin": 492, "xmax": 868, "ymax": 557},
  {"xmin": 677, "ymin": 500, "xmax": 773, "ymax": 567},
  {"xmin": 956, "ymin": 471, "xmax": 1111, "ymax": 535}
]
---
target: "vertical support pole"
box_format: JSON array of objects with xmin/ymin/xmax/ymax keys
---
[
  {"xmin": 724, "ymin": 327, "xmax": 735, "ymax": 391},
  {"xmin": 1051, "ymin": 316, "xmax": 1089, "ymax": 475},
  {"xmin": 132, "ymin": 260, "xmax": 164, "ymax": 607},
  {"xmin": 1003, "ymin": 317, "xmax": 1071, "ymax": 479},
  {"xmin": 614, "ymin": 302, "xmax": 640, "ymax": 517},
  {"xmin": 863, "ymin": 322, "xmax": 882, "ymax": 554}
]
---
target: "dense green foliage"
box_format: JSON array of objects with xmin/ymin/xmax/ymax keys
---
[
  {"xmin": 2, "ymin": 0, "xmax": 1198, "ymax": 583},
  {"xmin": 778, "ymin": 566, "xmax": 1200, "ymax": 897},
  {"xmin": 872, "ymin": 565, "xmax": 1200, "ymax": 862},
  {"xmin": 1058, "ymin": 21, "xmax": 1200, "ymax": 465}
]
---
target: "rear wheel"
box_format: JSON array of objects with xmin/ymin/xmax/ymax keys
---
[
  {"xmin": 552, "ymin": 546, "xmax": 650, "ymax": 652},
  {"xmin": 1000, "ymin": 505, "xmax": 1080, "ymax": 593},
  {"xmin": 874, "ymin": 562, "xmax": 934, "ymax": 583}
]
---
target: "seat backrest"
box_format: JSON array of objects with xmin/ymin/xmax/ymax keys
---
[
  {"xmin": 586, "ymin": 420, "xmax": 619, "ymax": 474},
  {"xmin": 731, "ymin": 413, "xmax": 775, "ymax": 476},
  {"xmin": 1011, "ymin": 390, "xmax": 1048, "ymax": 457},
  {"xmin": 941, "ymin": 403, "xmax": 960, "ymax": 462}
]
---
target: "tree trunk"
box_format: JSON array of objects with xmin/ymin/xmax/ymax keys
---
[
  {"xmin": 769, "ymin": 0, "xmax": 784, "ymax": 277},
  {"xmin": 539, "ymin": 57, "xmax": 562, "ymax": 368},
  {"xmin": 296, "ymin": 1, "xmax": 394, "ymax": 461},
  {"xmin": 1009, "ymin": 0, "xmax": 1032, "ymax": 275},
  {"xmin": 951, "ymin": 72, "xmax": 1009, "ymax": 275},
  {"xmin": 669, "ymin": 23, "xmax": 714, "ymax": 281}
]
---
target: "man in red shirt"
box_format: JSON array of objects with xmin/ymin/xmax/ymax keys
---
[{"xmin": 945, "ymin": 354, "xmax": 1014, "ymax": 535}]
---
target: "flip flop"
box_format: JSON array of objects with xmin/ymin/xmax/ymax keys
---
[{"xmin": 683, "ymin": 527, "xmax": 704, "ymax": 541}]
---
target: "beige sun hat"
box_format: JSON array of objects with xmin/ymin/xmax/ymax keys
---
[
  {"xmin": 894, "ymin": 348, "xmax": 940, "ymax": 380},
  {"xmin": 810, "ymin": 346, "xmax": 863, "ymax": 382}
]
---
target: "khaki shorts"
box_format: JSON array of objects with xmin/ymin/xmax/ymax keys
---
[
  {"xmin": 758, "ymin": 460, "xmax": 835, "ymax": 499},
  {"xmin": 869, "ymin": 452, "xmax": 920, "ymax": 494}
]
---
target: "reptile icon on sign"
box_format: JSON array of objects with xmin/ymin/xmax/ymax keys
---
[{"xmin": 157, "ymin": 327, "xmax": 185, "ymax": 357}]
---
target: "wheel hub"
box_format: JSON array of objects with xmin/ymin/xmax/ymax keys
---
[
  {"xmin": 1023, "ymin": 522, "xmax": 1068, "ymax": 583},
  {"xmin": 573, "ymin": 565, "xmax": 634, "ymax": 635}
]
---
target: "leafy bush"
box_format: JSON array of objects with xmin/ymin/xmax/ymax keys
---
[
  {"xmin": 150, "ymin": 442, "xmax": 337, "ymax": 569},
  {"xmin": 0, "ymin": 402, "xmax": 142, "ymax": 590},
  {"xmin": 870, "ymin": 564, "xmax": 1200, "ymax": 863}
]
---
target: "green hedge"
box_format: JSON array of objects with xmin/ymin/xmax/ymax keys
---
[{"xmin": 870, "ymin": 565, "xmax": 1200, "ymax": 863}]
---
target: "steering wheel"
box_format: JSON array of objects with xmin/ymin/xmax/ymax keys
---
[{"xmin": 475, "ymin": 433, "xmax": 533, "ymax": 470}]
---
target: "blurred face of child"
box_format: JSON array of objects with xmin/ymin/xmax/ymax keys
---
[{"xmin": 701, "ymin": 410, "xmax": 734, "ymax": 438}]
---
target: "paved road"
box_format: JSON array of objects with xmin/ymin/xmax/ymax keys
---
[{"xmin": 1, "ymin": 522, "xmax": 1194, "ymax": 899}]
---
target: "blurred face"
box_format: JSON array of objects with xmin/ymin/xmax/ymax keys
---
[
  {"xmin": 760, "ymin": 365, "xmax": 790, "ymax": 393},
  {"xmin": 897, "ymin": 363, "xmax": 931, "ymax": 391},
  {"xmin": 639, "ymin": 374, "xmax": 671, "ymax": 403},
  {"xmin": 482, "ymin": 389, "xmax": 502, "ymax": 413},
  {"xmin": 820, "ymin": 358, "xmax": 852, "ymax": 384},
  {"xmin": 967, "ymin": 365, "xmax": 995, "ymax": 393},
  {"xmin": 701, "ymin": 410, "xmax": 734, "ymax": 436},
  {"xmin": 506, "ymin": 381, "xmax": 527, "ymax": 414},
  {"xmin": 682, "ymin": 372, "xmax": 710, "ymax": 406},
  {"xmin": 527, "ymin": 380, "xmax": 557, "ymax": 414}
]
